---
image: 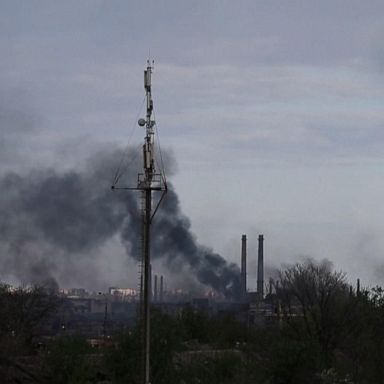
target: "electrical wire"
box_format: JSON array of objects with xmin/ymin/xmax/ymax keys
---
[
  {"xmin": 112, "ymin": 96, "xmax": 146, "ymax": 186},
  {"xmin": 152, "ymin": 108, "xmax": 167, "ymax": 185}
]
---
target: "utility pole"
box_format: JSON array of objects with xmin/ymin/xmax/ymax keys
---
[
  {"xmin": 138, "ymin": 61, "xmax": 167, "ymax": 384},
  {"xmin": 140, "ymin": 61, "xmax": 155, "ymax": 384},
  {"xmin": 112, "ymin": 60, "xmax": 167, "ymax": 384}
]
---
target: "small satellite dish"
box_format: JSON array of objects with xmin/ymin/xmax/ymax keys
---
[{"xmin": 138, "ymin": 118, "xmax": 146, "ymax": 127}]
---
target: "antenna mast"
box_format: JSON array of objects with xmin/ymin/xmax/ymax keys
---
[
  {"xmin": 111, "ymin": 59, "xmax": 167, "ymax": 384},
  {"xmin": 141, "ymin": 60, "xmax": 154, "ymax": 384},
  {"xmin": 138, "ymin": 60, "xmax": 166, "ymax": 384}
]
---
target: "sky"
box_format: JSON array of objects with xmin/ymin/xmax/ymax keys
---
[{"xmin": 1, "ymin": 0, "xmax": 384, "ymax": 290}]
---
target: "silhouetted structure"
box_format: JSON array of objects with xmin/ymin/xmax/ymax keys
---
[
  {"xmin": 241, "ymin": 234, "xmax": 247, "ymax": 302},
  {"xmin": 160, "ymin": 275, "xmax": 164, "ymax": 303},
  {"xmin": 257, "ymin": 234, "xmax": 264, "ymax": 299},
  {"xmin": 154, "ymin": 274, "xmax": 158, "ymax": 302}
]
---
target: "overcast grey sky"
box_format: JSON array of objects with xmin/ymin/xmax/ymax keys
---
[{"xmin": 1, "ymin": 0, "xmax": 384, "ymax": 289}]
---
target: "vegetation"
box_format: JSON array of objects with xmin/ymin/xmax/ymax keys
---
[
  {"xmin": 0, "ymin": 283, "xmax": 60, "ymax": 383},
  {"xmin": 1, "ymin": 261, "xmax": 384, "ymax": 383}
]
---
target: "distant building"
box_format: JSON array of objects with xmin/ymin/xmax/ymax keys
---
[{"xmin": 109, "ymin": 287, "xmax": 138, "ymax": 301}]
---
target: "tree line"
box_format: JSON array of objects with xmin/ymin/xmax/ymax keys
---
[{"xmin": 1, "ymin": 260, "xmax": 384, "ymax": 383}]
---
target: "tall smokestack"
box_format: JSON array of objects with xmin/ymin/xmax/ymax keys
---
[
  {"xmin": 149, "ymin": 264, "xmax": 152, "ymax": 301},
  {"xmin": 257, "ymin": 234, "xmax": 264, "ymax": 299},
  {"xmin": 154, "ymin": 274, "xmax": 158, "ymax": 302},
  {"xmin": 241, "ymin": 234, "xmax": 247, "ymax": 302},
  {"xmin": 160, "ymin": 275, "xmax": 164, "ymax": 302}
]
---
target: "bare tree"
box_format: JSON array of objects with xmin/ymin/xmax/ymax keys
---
[
  {"xmin": 278, "ymin": 259, "xmax": 353, "ymax": 364},
  {"xmin": 0, "ymin": 283, "xmax": 60, "ymax": 382}
]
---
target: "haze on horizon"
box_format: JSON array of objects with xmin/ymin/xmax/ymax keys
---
[{"xmin": 1, "ymin": 1, "xmax": 384, "ymax": 291}]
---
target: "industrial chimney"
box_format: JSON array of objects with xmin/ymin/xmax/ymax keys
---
[
  {"xmin": 257, "ymin": 234, "xmax": 264, "ymax": 299},
  {"xmin": 241, "ymin": 234, "xmax": 247, "ymax": 302},
  {"xmin": 160, "ymin": 275, "xmax": 164, "ymax": 303},
  {"xmin": 154, "ymin": 275, "xmax": 158, "ymax": 302},
  {"xmin": 149, "ymin": 264, "xmax": 152, "ymax": 301}
]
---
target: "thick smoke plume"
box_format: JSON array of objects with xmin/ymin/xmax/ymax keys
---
[{"xmin": 0, "ymin": 147, "xmax": 240, "ymax": 298}]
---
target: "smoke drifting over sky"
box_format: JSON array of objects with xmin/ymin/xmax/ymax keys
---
[
  {"xmin": 0, "ymin": 145, "xmax": 239, "ymax": 297},
  {"xmin": 2, "ymin": 1, "xmax": 384, "ymax": 290}
]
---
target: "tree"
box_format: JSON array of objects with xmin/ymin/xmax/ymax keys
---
[
  {"xmin": 0, "ymin": 283, "xmax": 60, "ymax": 382},
  {"xmin": 103, "ymin": 328, "xmax": 141, "ymax": 384},
  {"xmin": 279, "ymin": 260, "xmax": 349, "ymax": 358},
  {"xmin": 42, "ymin": 336, "xmax": 94, "ymax": 384},
  {"xmin": 276, "ymin": 259, "xmax": 368, "ymax": 382}
]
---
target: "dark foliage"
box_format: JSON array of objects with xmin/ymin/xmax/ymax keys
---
[
  {"xmin": 0, "ymin": 284, "xmax": 60, "ymax": 383},
  {"xmin": 4, "ymin": 261, "xmax": 384, "ymax": 383},
  {"xmin": 41, "ymin": 336, "xmax": 94, "ymax": 384}
]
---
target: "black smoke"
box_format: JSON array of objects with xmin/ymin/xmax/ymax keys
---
[
  {"xmin": 153, "ymin": 188, "xmax": 240, "ymax": 299},
  {"xmin": 0, "ymin": 147, "xmax": 240, "ymax": 299}
]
